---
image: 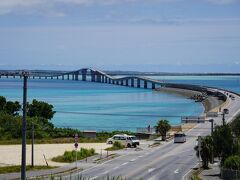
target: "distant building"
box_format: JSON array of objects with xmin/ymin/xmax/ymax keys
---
[{"xmin": 83, "ymin": 130, "xmax": 97, "ymax": 139}]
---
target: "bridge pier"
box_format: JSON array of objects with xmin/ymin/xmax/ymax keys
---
[
  {"xmin": 105, "ymin": 76, "xmax": 108, "ymax": 83},
  {"xmin": 96, "ymin": 73, "xmax": 101, "ymax": 82},
  {"xmin": 144, "ymin": 81, "xmax": 147, "ymax": 89},
  {"xmin": 45, "ymin": 76, "xmax": 47, "ymax": 79},
  {"xmin": 137, "ymin": 79, "xmax": 140, "ymax": 88},
  {"xmin": 125, "ymin": 79, "xmax": 128, "ymax": 86},
  {"xmin": 62, "ymin": 75, "xmax": 64, "ymax": 80},
  {"xmin": 50, "ymin": 76, "xmax": 53, "ymax": 79},
  {"xmin": 39, "ymin": 76, "xmax": 41, "ymax": 79},
  {"xmin": 57, "ymin": 76, "xmax": 59, "ymax": 80},
  {"xmin": 121, "ymin": 80, "xmax": 124, "ymax": 86},
  {"xmin": 91, "ymin": 71, "xmax": 95, "ymax": 82},
  {"xmin": 82, "ymin": 69, "xmax": 87, "ymax": 81},
  {"xmin": 75, "ymin": 72, "xmax": 79, "ymax": 81},
  {"xmin": 108, "ymin": 78, "xmax": 111, "ymax": 84},
  {"xmin": 101, "ymin": 75, "xmax": 105, "ymax": 83},
  {"xmin": 67, "ymin": 74, "xmax": 69, "ymax": 80},
  {"xmin": 72, "ymin": 74, "xmax": 74, "ymax": 80},
  {"xmin": 152, "ymin": 83, "xmax": 156, "ymax": 89},
  {"xmin": 116, "ymin": 81, "xmax": 119, "ymax": 85},
  {"xmin": 131, "ymin": 78, "xmax": 134, "ymax": 87},
  {"xmin": 6, "ymin": 75, "xmax": 8, "ymax": 78}
]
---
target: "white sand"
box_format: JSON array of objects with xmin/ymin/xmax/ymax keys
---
[{"xmin": 0, "ymin": 143, "xmax": 111, "ymax": 167}]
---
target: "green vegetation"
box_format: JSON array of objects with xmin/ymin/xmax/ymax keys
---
[
  {"xmin": 52, "ymin": 148, "xmax": 96, "ymax": 163},
  {"xmin": 194, "ymin": 135, "xmax": 213, "ymax": 169},
  {"xmin": 155, "ymin": 119, "xmax": 171, "ymax": 141},
  {"xmin": 223, "ymin": 155, "xmax": 240, "ymax": 170},
  {"xmin": 0, "ymin": 96, "xmax": 136, "ymax": 144},
  {"xmin": 194, "ymin": 114, "xmax": 240, "ymax": 170},
  {"xmin": 0, "ymin": 165, "xmax": 56, "ymax": 174},
  {"xmin": 105, "ymin": 141, "xmax": 125, "ymax": 151}
]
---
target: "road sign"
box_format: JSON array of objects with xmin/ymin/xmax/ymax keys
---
[
  {"xmin": 74, "ymin": 133, "xmax": 79, "ymax": 143},
  {"xmin": 181, "ymin": 116, "xmax": 205, "ymax": 124}
]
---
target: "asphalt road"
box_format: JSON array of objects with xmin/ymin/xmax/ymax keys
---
[{"xmin": 61, "ymin": 90, "xmax": 240, "ymax": 180}]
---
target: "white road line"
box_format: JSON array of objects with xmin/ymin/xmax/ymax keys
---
[
  {"xmin": 130, "ymin": 158, "xmax": 137, "ymax": 162},
  {"xmin": 122, "ymin": 162, "xmax": 129, "ymax": 166},
  {"xmin": 148, "ymin": 168, "xmax": 155, "ymax": 173},
  {"xmin": 174, "ymin": 169, "xmax": 179, "ymax": 174},
  {"xmin": 89, "ymin": 176, "xmax": 98, "ymax": 180},
  {"xmin": 138, "ymin": 155, "xmax": 143, "ymax": 158},
  {"xmin": 112, "ymin": 166, "xmax": 119, "ymax": 170},
  {"xmin": 101, "ymin": 170, "xmax": 109, "ymax": 174}
]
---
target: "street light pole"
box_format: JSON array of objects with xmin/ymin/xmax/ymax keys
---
[
  {"xmin": 21, "ymin": 72, "xmax": 28, "ymax": 180},
  {"xmin": 32, "ymin": 123, "xmax": 34, "ymax": 167},
  {"xmin": 222, "ymin": 113, "xmax": 225, "ymax": 125}
]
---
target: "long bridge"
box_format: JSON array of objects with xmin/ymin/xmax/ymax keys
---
[{"xmin": 0, "ymin": 68, "xmax": 226, "ymax": 98}]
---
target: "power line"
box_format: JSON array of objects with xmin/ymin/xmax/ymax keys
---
[{"xmin": 55, "ymin": 110, "xmax": 202, "ymax": 118}]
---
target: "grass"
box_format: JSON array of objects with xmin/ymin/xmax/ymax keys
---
[
  {"xmin": 105, "ymin": 141, "xmax": 125, "ymax": 151},
  {"xmin": 0, "ymin": 131, "xmax": 137, "ymax": 145},
  {"xmin": 52, "ymin": 148, "xmax": 96, "ymax": 163},
  {"xmin": 0, "ymin": 137, "xmax": 106, "ymax": 145},
  {"xmin": 0, "ymin": 165, "xmax": 56, "ymax": 174}
]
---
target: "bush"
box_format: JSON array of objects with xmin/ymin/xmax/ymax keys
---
[
  {"xmin": 223, "ymin": 155, "xmax": 240, "ymax": 170},
  {"xmin": 52, "ymin": 148, "xmax": 96, "ymax": 163},
  {"xmin": 106, "ymin": 141, "xmax": 125, "ymax": 151}
]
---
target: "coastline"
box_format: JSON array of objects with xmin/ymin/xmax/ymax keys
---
[
  {"xmin": 155, "ymin": 87, "xmax": 225, "ymax": 114},
  {"xmin": 155, "ymin": 87, "xmax": 228, "ymax": 133}
]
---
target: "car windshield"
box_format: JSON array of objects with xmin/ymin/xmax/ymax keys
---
[
  {"xmin": 130, "ymin": 136, "xmax": 137, "ymax": 140},
  {"xmin": 174, "ymin": 133, "xmax": 185, "ymax": 137}
]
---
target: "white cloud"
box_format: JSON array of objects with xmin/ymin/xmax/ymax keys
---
[{"xmin": 0, "ymin": 0, "xmax": 237, "ymax": 16}]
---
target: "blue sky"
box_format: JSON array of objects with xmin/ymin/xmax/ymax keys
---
[{"xmin": 0, "ymin": 0, "xmax": 240, "ymax": 72}]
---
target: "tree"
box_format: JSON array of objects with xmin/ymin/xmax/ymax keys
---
[
  {"xmin": 0, "ymin": 96, "xmax": 6, "ymax": 111},
  {"xmin": 27, "ymin": 99, "xmax": 55, "ymax": 120},
  {"xmin": 155, "ymin": 119, "xmax": 171, "ymax": 141},
  {"xmin": 212, "ymin": 125, "xmax": 234, "ymax": 164},
  {"xmin": 194, "ymin": 136, "xmax": 213, "ymax": 169},
  {"xmin": 5, "ymin": 101, "xmax": 21, "ymax": 116},
  {"xmin": 231, "ymin": 115, "xmax": 240, "ymax": 137}
]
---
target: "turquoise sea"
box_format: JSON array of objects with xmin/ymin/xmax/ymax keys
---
[{"xmin": 0, "ymin": 75, "xmax": 239, "ymax": 131}]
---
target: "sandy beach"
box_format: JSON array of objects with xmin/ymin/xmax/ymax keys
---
[{"xmin": 0, "ymin": 143, "xmax": 111, "ymax": 167}]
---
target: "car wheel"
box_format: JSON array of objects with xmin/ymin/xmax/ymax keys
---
[
  {"xmin": 108, "ymin": 141, "xmax": 113, "ymax": 144},
  {"xmin": 127, "ymin": 143, "xmax": 131, "ymax": 148},
  {"xmin": 133, "ymin": 144, "xmax": 137, "ymax": 148}
]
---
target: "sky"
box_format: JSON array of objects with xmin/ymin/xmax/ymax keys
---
[{"xmin": 0, "ymin": 0, "xmax": 240, "ymax": 72}]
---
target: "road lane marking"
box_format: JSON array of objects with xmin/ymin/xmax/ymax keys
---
[
  {"xmin": 138, "ymin": 155, "xmax": 143, "ymax": 158},
  {"xmin": 174, "ymin": 169, "xmax": 179, "ymax": 174},
  {"xmin": 112, "ymin": 166, "xmax": 119, "ymax": 170},
  {"xmin": 130, "ymin": 158, "xmax": 137, "ymax": 162},
  {"xmin": 102, "ymin": 170, "xmax": 109, "ymax": 174},
  {"xmin": 122, "ymin": 162, "xmax": 129, "ymax": 166},
  {"xmin": 89, "ymin": 176, "xmax": 98, "ymax": 180},
  {"xmin": 148, "ymin": 168, "xmax": 155, "ymax": 173}
]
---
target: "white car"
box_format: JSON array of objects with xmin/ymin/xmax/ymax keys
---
[
  {"xmin": 174, "ymin": 132, "xmax": 186, "ymax": 143},
  {"xmin": 107, "ymin": 134, "xmax": 140, "ymax": 148}
]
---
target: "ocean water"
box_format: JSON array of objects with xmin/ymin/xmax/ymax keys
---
[
  {"xmin": 152, "ymin": 75, "xmax": 240, "ymax": 93},
  {"xmin": 0, "ymin": 75, "xmax": 239, "ymax": 131}
]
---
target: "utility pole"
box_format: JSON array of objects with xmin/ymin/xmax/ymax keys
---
[
  {"xmin": 209, "ymin": 119, "xmax": 214, "ymax": 136},
  {"xmin": 222, "ymin": 113, "xmax": 225, "ymax": 125},
  {"xmin": 209, "ymin": 119, "xmax": 214, "ymax": 163},
  {"xmin": 32, "ymin": 123, "xmax": 34, "ymax": 167},
  {"xmin": 21, "ymin": 72, "xmax": 28, "ymax": 180}
]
